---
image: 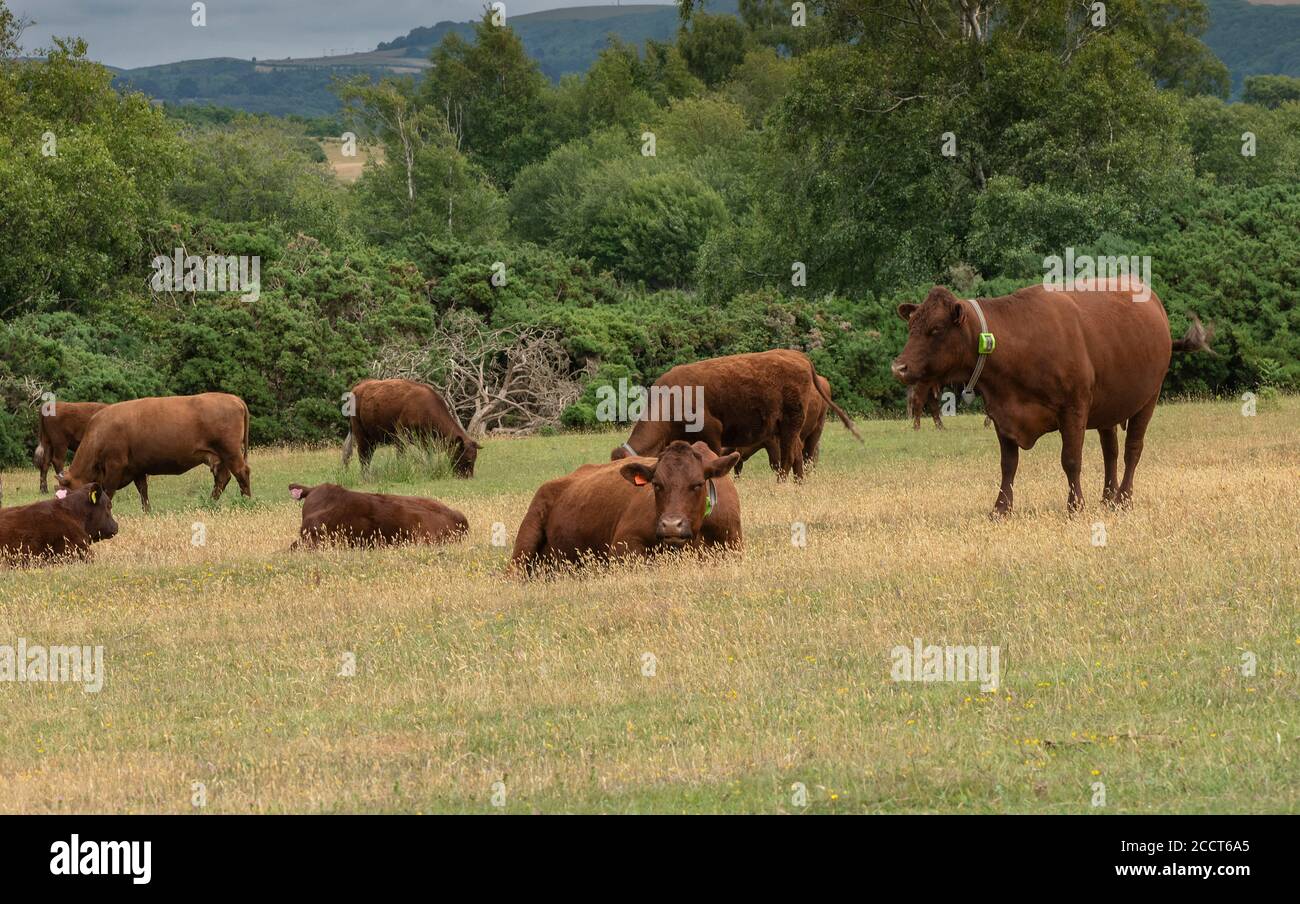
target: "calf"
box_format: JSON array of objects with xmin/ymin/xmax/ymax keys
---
[
  {"xmin": 513, "ymin": 441, "xmax": 741, "ymax": 572},
  {"xmin": 0, "ymin": 484, "xmax": 118, "ymax": 564},
  {"xmin": 892, "ymin": 283, "xmax": 1212, "ymax": 516},
  {"xmin": 908, "ymin": 383, "xmax": 945, "ymax": 430},
  {"xmin": 289, "ymin": 483, "xmax": 469, "ymax": 548},
  {"xmin": 34, "ymin": 401, "xmax": 108, "ymax": 493}
]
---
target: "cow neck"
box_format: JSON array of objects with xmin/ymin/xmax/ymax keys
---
[{"xmin": 956, "ymin": 297, "xmax": 1000, "ymax": 403}]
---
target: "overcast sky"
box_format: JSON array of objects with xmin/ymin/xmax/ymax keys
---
[{"xmin": 16, "ymin": 1, "xmax": 667, "ymax": 69}]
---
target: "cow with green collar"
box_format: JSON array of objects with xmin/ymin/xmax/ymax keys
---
[{"xmin": 892, "ymin": 283, "xmax": 1212, "ymax": 517}]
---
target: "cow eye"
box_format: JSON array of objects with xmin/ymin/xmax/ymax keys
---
[
  {"xmin": 929, "ymin": 326, "xmax": 942, "ymax": 337},
  {"xmin": 689, "ymin": 483, "xmax": 703, "ymax": 491}
]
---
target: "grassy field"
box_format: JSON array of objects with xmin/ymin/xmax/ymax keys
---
[
  {"xmin": 320, "ymin": 139, "xmax": 384, "ymax": 183},
  {"xmin": 1, "ymin": 398, "xmax": 1297, "ymax": 813}
]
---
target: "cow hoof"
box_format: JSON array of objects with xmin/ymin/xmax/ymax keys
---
[{"xmin": 989, "ymin": 507, "xmax": 1012, "ymax": 521}]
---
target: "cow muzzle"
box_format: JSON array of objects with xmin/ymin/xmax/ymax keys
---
[
  {"xmin": 655, "ymin": 515, "xmax": 693, "ymax": 545},
  {"xmin": 891, "ymin": 359, "xmax": 915, "ymax": 383}
]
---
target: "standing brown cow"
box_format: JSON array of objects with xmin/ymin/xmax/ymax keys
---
[
  {"xmin": 0, "ymin": 483, "xmax": 118, "ymax": 563},
  {"xmin": 731, "ymin": 374, "xmax": 837, "ymax": 477},
  {"xmin": 892, "ymin": 283, "xmax": 1212, "ymax": 516},
  {"xmin": 907, "ymin": 383, "xmax": 946, "ymax": 430},
  {"xmin": 58, "ymin": 393, "xmax": 251, "ymax": 512},
  {"xmin": 513, "ymin": 441, "xmax": 741, "ymax": 572},
  {"xmin": 288, "ymin": 483, "xmax": 468, "ymax": 548},
  {"xmin": 34, "ymin": 401, "xmax": 108, "ymax": 493},
  {"xmin": 609, "ymin": 350, "xmax": 860, "ymax": 482},
  {"xmin": 343, "ymin": 379, "xmax": 479, "ymax": 478}
]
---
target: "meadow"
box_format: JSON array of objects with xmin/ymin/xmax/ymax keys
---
[{"xmin": 0, "ymin": 397, "xmax": 1296, "ymax": 813}]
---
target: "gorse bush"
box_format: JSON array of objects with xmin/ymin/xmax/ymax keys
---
[{"xmin": 0, "ymin": 0, "xmax": 1294, "ymax": 468}]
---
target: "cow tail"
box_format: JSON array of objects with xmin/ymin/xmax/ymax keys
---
[
  {"xmin": 242, "ymin": 400, "xmax": 250, "ymax": 458},
  {"xmin": 807, "ymin": 358, "xmax": 862, "ymax": 443},
  {"xmin": 341, "ymin": 421, "xmax": 355, "ymax": 467},
  {"xmin": 1172, "ymin": 314, "xmax": 1216, "ymax": 355}
]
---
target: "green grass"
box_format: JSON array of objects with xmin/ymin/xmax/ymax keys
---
[{"xmin": 0, "ymin": 398, "xmax": 1297, "ymax": 813}]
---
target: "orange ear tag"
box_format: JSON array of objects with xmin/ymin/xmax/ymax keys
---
[{"xmin": 633, "ymin": 474, "xmax": 648, "ymax": 486}]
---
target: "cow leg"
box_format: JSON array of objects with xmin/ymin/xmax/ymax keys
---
[
  {"xmin": 928, "ymin": 398, "xmax": 944, "ymax": 430},
  {"xmin": 1117, "ymin": 394, "xmax": 1158, "ymax": 507},
  {"xmin": 991, "ymin": 430, "xmax": 1019, "ymax": 518},
  {"xmin": 38, "ymin": 448, "xmax": 50, "ymax": 494},
  {"xmin": 233, "ymin": 459, "xmax": 252, "ymax": 498},
  {"xmin": 358, "ymin": 438, "xmax": 375, "ymax": 475},
  {"xmin": 212, "ymin": 465, "xmax": 232, "ymax": 501},
  {"xmin": 1059, "ymin": 414, "xmax": 1087, "ymax": 514},
  {"xmin": 1098, "ymin": 426, "xmax": 1120, "ymax": 507},
  {"xmin": 134, "ymin": 476, "xmax": 150, "ymax": 513}
]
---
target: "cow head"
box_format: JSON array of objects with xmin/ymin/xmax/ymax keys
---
[
  {"xmin": 619, "ymin": 441, "xmax": 738, "ymax": 547},
  {"xmin": 453, "ymin": 438, "xmax": 480, "ymax": 478},
  {"xmin": 58, "ymin": 483, "xmax": 118, "ymax": 541},
  {"xmin": 892, "ymin": 287, "xmax": 973, "ymax": 386}
]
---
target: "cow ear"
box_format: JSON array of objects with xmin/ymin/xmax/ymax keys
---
[
  {"xmin": 951, "ymin": 300, "xmax": 966, "ymax": 325},
  {"xmin": 289, "ymin": 483, "xmax": 310, "ymax": 501},
  {"xmin": 703, "ymin": 452, "xmax": 740, "ymax": 479},
  {"xmin": 88, "ymin": 484, "xmax": 100, "ymax": 506},
  {"xmin": 896, "ymin": 303, "xmax": 918, "ymax": 322},
  {"xmin": 620, "ymin": 462, "xmax": 655, "ymax": 487},
  {"xmin": 56, "ymin": 488, "xmax": 68, "ymax": 500}
]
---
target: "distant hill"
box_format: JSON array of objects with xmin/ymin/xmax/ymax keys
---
[
  {"xmin": 110, "ymin": 5, "xmax": 692, "ymax": 117},
  {"xmin": 1203, "ymin": 0, "xmax": 1300, "ymax": 94},
  {"xmin": 107, "ymin": 0, "xmax": 1298, "ymax": 115}
]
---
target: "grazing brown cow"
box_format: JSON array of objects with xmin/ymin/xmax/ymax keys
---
[
  {"xmin": 0, "ymin": 484, "xmax": 118, "ymax": 563},
  {"xmin": 514, "ymin": 440, "xmax": 741, "ymax": 571},
  {"xmin": 610, "ymin": 350, "xmax": 860, "ymax": 481},
  {"xmin": 288, "ymin": 483, "xmax": 468, "ymax": 548},
  {"xmin": 34, "ymin": 401, "xmax": 108, "ymax": 493},
  {"xmin": 343, "ymin": 379, "xmax": 479, "ymax": 478},
  {"xmin": 892, "ymin": 283, "xmax": 1212, "ymax": 516},
  {"xmin": 59, "ymin": 393, "xmax": 251, "ymax": 512}
]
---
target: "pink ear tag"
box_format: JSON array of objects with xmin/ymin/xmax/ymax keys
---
[
  {"xmin": 290, "ymin": 487, "xmax": 304, "ymax": 500},
  {"xmin": 56, "ymin": 489, "xmax": 68, "ymax": 499}
]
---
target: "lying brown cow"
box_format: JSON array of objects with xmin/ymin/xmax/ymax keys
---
[
  {"xmin": 610, "ymin": 350, "xmax": 860, "ymax": 481},
  {"xmin": 59, "ymin": 393, "xmax": 251, "ymax": 512},
  {"xmin": 514, "ymin": 440, "xmax": 741, "ymax": 571},
  {"xmin": 892, "ymin": 283, "xmax": 1212, "ymax": 516},
  {"xmin": 34, "ymin": 401, "xmax": 108, "ymax": 493},
  {"xmin": 343, "ymin": 379, "xmax": 479, "ymax": 478},
  {"xmin": 289, "ymin": 483, "xmax": 468, "ymax": 548},
  {"xmin": 0, "ymin": 484, "xmax": 118, "ymax": 563}
]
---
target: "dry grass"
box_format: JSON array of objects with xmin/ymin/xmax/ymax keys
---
[
  {"xmin": 1, "ymin": 398, "xmax": 1297, "ymax": 813},
  {"xmin": 320, "ymin": 139, "xmax": 384, "ymax": 184}
]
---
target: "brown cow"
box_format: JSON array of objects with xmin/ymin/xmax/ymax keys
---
[
  {"xmin": 34, "ymin": 401, "xmax": 108, "ymax": 493},
  {"xmin": 609, "ymin": 350, "xmax": 860, "ymax": 482},
  {"xmin": 343, "ymin": 379, "xmax": 479, "ymax": 478},
  {"xmin": 288, "ymin": 483, "xmax": 468, "ymax": 548},
  {"xmin": 513, "ymin": 440, "xmax": 741, "ymax": 572},
  {"xmin": 892, "ymin": 283, "xmax": 1212, "ymax": 516},
  {"xmin": 59, "ymin": 393, "xmax": 251, "ymax": 512},
  {"xmin": 0, "ymin": 484, "xmax": 118, "ymax": 563}
]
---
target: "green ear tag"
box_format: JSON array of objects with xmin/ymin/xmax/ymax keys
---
[
  {"xmin": 704, "ymin": 479, "xmax": 716, "ymax": 517},
  {"xmin": 978, "ymin": 332, "xmax": 996, "ymax": 355}
]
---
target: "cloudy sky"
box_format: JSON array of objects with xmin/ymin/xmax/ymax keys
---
[{"xmin": 16, "ymin": 1, "xmax": 663, "ymax": 69}]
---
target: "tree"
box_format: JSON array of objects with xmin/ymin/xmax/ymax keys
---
[
  {"xmin": 678, "ymin": 12, "xmax": 749, "ymax": 87},
  {"xmin": 420, "ymin": 13, "xmax": 551, "ymax": 188}
]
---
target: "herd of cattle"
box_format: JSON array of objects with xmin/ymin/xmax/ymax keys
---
[{"xmin": 0, "ymin": 282, "xmax": 1212, "ymax": 572}]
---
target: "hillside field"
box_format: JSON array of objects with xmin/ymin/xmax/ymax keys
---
[{"xmin": 0, "ymin": 398, "xmax": 1296, "ymax": 813}]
